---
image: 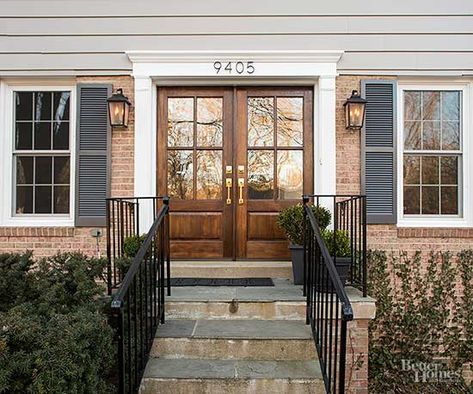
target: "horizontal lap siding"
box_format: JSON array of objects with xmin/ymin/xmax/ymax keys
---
[{"xmin": 0, "ymin": 2, "xmax": 472, "ymax": 73}]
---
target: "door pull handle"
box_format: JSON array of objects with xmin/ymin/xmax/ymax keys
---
[
  {"xmin": 225, "ymin": 178, "xmax": 232, "ymax": 205},
  {"xmin": 238, "ymin": 178, "xmax": 245, "ymax": 205}
]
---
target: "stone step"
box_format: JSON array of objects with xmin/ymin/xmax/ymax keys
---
[
  {"xmin": 166, "ymin": 280, "xmax": 306, "ymax": 320},
  {"xmin": 171, "ymin": 261, "xmax": 293, "ymax": 279},
  {"xmin": 139, "ymin": 359, "xmax": 325, "ymax": 394},
  {"xmin": 152, "ymin": 320, "xmax": 316, "ymax": 360}
]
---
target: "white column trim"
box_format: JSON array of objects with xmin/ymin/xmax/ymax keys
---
[{"xmin": 316, "ymin": 76, "xmax": 337, "ymax": 196}]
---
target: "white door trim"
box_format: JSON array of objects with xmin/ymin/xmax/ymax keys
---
[{"xmin": 127, "ymin": 50, "xmax": 342, "ymax": 230}]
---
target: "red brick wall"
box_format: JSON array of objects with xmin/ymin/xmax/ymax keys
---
[{"xmin": 0, "ymin": 76, "xmax": 134, "ymax": 258}]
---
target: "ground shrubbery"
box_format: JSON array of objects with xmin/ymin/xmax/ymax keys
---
[
  {"xmin": 0, "ymin": 252, "xmax": 115, "ymax": 394},
  {"xmin": 368, "ymin": 250, "xmax": 473, "ymax": 394}
]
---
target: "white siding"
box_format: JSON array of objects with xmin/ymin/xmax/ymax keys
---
[{"xmin": 0, "ymin": 0, "xmax": 472, "ymax": 75}]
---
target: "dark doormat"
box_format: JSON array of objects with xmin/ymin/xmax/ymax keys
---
[{"xmin": 170, "ymin": 278, "xmax": 274, "ymax": 287}]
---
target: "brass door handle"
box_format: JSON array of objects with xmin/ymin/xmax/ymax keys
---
[
  {"xmin": 225, "ymin": 178, "xmax": 232, "ymax": 205},
  {"xmin": 238, "ymin": 178, "xmax": 245, "ymax": 205}
]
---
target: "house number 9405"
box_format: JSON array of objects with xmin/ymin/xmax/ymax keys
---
[{"xmin": 213, "ymin": 61, "xmax": 255, "ymax": 75}]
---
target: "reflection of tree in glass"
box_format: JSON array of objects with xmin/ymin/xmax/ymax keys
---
[
  {"xmin": 197, "ymin": 151, "xmax": 222, "ymax": 199},
  {"xmin": 167, "ymin": 151, "xmax": 193, "ymax": 199},
  {"xmin": 197, "ymin": 98, "xmax": 223, "ymax": 147},
  {"xmin": 168, "ymin": 98, "xmax": 193, "ymax": 147},
  {"xmin": 248, "ymin": 98, "xmax": 274, "ymax": 147},
  {"xmin": 277, "ymin": 98, "xmax": 303, "ymax": 147},
  {"xmin": 248, "ymin": 150, "xmax": 274, "ymax": 199}
]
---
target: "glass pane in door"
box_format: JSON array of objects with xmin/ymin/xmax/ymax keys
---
[{"xmin": 167, "ymin": 96, "xmax": 224, "ymax": 201}]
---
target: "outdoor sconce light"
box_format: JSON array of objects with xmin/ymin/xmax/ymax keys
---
[
  {"xmin": 343, "ymin": 90, "xmax": 367, "ymax": 130},
  {"xmin": 107, "ymin": 88, "xmax": 131, "ymax": 128}
]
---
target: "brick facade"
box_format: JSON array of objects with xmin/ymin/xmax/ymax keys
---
[{"xmin": 1, "ymin": 75, "xmax": 471, "ymax": 256}]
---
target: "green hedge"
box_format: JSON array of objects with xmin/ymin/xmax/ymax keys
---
[{"xmin": 0, "ymin": 252, "xmax": 115, "ymax": 394}]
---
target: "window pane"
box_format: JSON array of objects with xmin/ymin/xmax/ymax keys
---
[
  {"xmin": 422, "ymin": 186, "xmax": 439, "ymax": 214},
  {"xmin": 422, "ymin": 121, "xmax": 440, "ymax": 150},
  {"xmin": 16, "ymin": 186, "xmax": 33, "ymax": 214},
  {"xmin": 53, "ymin": 92, "xmax": 70, "ymax": 122},
  {"xmin": 277, "ymin": 150, "xmax": 303, "ymax": 199},
  {"xmin": 15, "ymin": 123, "xmax": 33, "ymax": 150},
  {"xmin": 168, "ymin": 98, "xmax": 194, "ymax": 147},
  {"xmin": 404, "ymin": 121, "xmax": 421, "ymax": 150},
  {"xmin": 54, "ymin": 186, "xmax": 70, "ymax": 214},
  {"xmin": 167, "ymin": 150, "xmax": 193, "ymax": 199},
  {"xmin": 35, "ymin": 186, "xmax": 52, "ymax": 213},
  {"xmin": 404, "ymin": 91, "xmax": 421, "ymax": 120},
  {"xmin": 54, "ymin": 156, "xmax": 70, "ymax": 184},
  {"xmin": 442, "ymin": 91, "xmax": 460, "ymax": 121},
  {"xmin": 15, "ymin": 92, "xmax": 33, "ymax": 121},
  {"xmin": 196, "ymin": 150, "xmax": 222, "ymax": 199},
  {"xmin": 16, "ymin": 156, "xmax": 33, "ymax": 184},
  {"xmin": 404, "ymin": 186, "xmax": 420, "ymax": 214},
  {"xmin": 440, "ymin": 156, "xmax": 458, "ymax": 185},
  {"xmin": 442, "ymin": 121, "xmax": 460, "ymax": 150},
  {"xmin": 34, "ymin": 92, "xmax": 52, "ymax": 121},
  {"xmin": 277, "ymin": 97, "xmax": 303, "ymax": 147},
  {"xmin": 403, "ymin": 155, "xmax": 420, "ymax": 184},
  {"xmin": 35, "ymin": 157, "xmax": 52, "ymax": 184},
  {"xmin": 248, "ymin": 150, "xmax": 274, "ymax": 199},
  {"xmin": 34, "ymin": 122, "xmax": 52, "ymax": 150},
  {"xmin": 422, "ymin": 91, "xmax": 440, "ymax": 120},
  {"xmin": 53, "ymin": 121, "xmax": 69, "ymax": 150},
  {"xmin": 196, "ymin": 98, "xmax": 223, "ymax": 147},
  {"xmin": 422, "ymin": 156, "xmax": 439, "ymax": 184},
  {"xmin": 248, "ymin": 97, "xmax": 274, "ymax": 147},
  {"xmin": 441, "ymin": 186, "xmax": 458, "ymax": 215}
]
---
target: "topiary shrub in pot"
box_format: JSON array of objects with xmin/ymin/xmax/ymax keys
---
[
  {"xmin": 277, "ymin": 203, "xmax": 331, "ymax": 285},
  {"xmin": 321, "ymin": 229, "xmax": 352, "ymax": 287}
]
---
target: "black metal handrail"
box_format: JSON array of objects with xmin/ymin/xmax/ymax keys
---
[
  {"xmin": 303, "ymin": 195, "xmax": 354, "ymax": 394},
  {"xmin": 111, "ymin": 197, "xmax": 170, "ymax": 394},
  {"xmin": 312, "ymin": 194, "xmax": 367, "ymax": 297},
  {"xmin": 106, "ymin": 196, "xmax": 163, "ymax": 293}
]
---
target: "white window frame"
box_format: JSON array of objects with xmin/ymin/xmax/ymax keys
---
[
  {"xmin": 397, "ymin": 81, "xmax": 473, "ymax": 228},
  {"xmin": 0, "ymin": 80, "xmax": 76, "ymax": 227}
]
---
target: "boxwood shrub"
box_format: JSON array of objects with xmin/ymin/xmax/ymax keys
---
[{"xmin": 0, "ymin": 252, "xmax": 115, "ymax": 394}]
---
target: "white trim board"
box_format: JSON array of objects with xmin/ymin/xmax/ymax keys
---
[
  {"xmin": 396, "ymin": 81, "xmax": 473, "ymax": 228},
  {"xmin": 0, "ymin": 81, "xmax": 76, "ymax": 227},
  {"xmin": 128, "ymin": 49, "xmax": 342, "ymax": 231}
]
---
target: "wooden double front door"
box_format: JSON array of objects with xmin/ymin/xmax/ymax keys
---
[{"xmin": 157, "ymin": 87, "xmax": 313, "ymax": 259}]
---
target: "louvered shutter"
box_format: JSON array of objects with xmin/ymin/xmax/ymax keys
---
[
  {"xmin": 361, "ymin": 80, "xmax": 397, "ymax": 224},
  {"xmin": 75, "ymin": 84, "xmax": 111, "ymax": 226}
]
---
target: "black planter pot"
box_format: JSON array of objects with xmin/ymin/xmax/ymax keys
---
[
  {"xmin": 316, "ymin": 256, "xmax": 352, "ymax": 293},
  {"xmin": 289, "ymin": 244, "xmax": 304, "ymax": 285}
]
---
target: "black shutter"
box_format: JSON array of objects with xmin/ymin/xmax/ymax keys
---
[
  {"xmin": 75, "ymin": 84, "xmax": 111, "ymax": 227},
  {"xmin": 361, "ymin": 80, "xmax": 397, "ymax": 224}
]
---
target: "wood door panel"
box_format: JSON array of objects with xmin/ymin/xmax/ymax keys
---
[
  {"xmin": 158, "ymin": 86, "xmax": 313, "ymax": 260},
  {"xmin": 246, "ymin": 241, "xmax": 290, "ymax": 259},
  {"xmin": 171, "ymin": 241, "xmax": 223, "ymax": 259},
  {"xmin": 157, "ymin": 87, "xmax": 233, "ymax": 259},
  {"xmin": 247, "ymin": 213, "xmax": 285, "ymax": 240},
  {"xmin": 170, "ymin": 212, "xmax": 222, "ymax": 240},
  {"xmin": 236, "ymin": 87, "xmax": 313, "ymax": 260}
]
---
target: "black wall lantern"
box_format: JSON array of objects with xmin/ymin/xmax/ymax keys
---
[
  {"xmin": 343, "ymin": 90, "xmax": 367, "ymax": 130},
  {"xmin": 107, "ymin": 88, "xmax": 131, "ymax": 128}
]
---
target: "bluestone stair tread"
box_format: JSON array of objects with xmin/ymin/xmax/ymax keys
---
[
  {"xmin": 167, "ymin": 279, "xmax": 305, "ymax": 302},
  {"xmin": 156, "ymin": 319, "xmax": 313, "ymax": 340},
  {"xmin": 143, "ymin": 359, "xmax": 322, "ymax": 380}
]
